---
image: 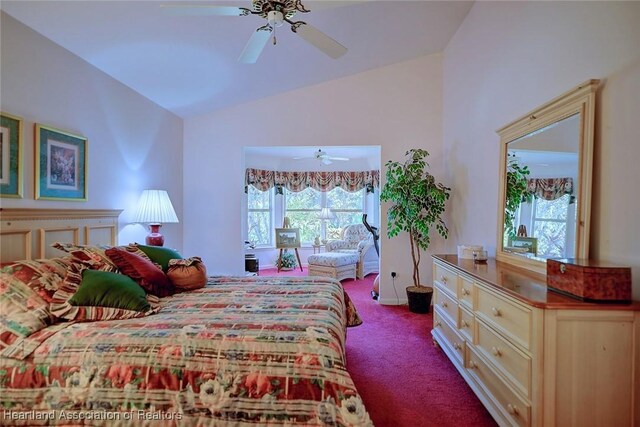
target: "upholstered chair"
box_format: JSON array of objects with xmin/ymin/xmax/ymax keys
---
[{"xmin": 326, "ymin": 223, "xmax": 379, "ymax": 279}]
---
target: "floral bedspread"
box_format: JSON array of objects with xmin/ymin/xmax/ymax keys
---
[{"xmin": 0, "ymin": 276, "xmax": 370, "ymax": 426}]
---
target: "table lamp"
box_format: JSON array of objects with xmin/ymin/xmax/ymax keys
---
[
  {"xmin": 318, "ymin": 207, "xmax": 335, "ymax": 242},
  {"xmin": 134, "ymin": 189, "xmax": 179, "ymax": 246}
]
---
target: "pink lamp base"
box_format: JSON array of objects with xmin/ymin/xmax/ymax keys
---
[{"xmin": 146, "ymin": 224, "xmax": 165, "ymax": 246}]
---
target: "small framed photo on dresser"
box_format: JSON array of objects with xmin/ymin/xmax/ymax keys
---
[
  {"xmin": 35, "ymin": 124, "xmax": 88, "ymax": 201},
  {"xmin": 0, "ymin": 112, "xmax": 24, "ymax": 198}
]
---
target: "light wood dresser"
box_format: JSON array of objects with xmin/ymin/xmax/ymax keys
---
[{"xmin": 431, "ymin": 255, "xmax": 640, "ymax": 427}]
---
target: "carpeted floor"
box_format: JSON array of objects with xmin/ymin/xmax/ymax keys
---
[{"xmin": 260, "ymin": 267, "xmax": 497, "ymax": 427}]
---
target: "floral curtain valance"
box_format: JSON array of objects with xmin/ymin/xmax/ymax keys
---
[
  {"xmin": 246, "ymin": 168, "xmax": 380, "ymax": 193},
  {"xmin": 526, "ymin": 177, "xmax": 574, "ymax": 202}
]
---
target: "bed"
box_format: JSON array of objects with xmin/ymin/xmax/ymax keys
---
[{"xmin": 0, "ymin": 208, "xmax": 371, "ymax": 426}]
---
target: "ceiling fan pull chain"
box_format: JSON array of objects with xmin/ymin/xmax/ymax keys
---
[{"xmin": 272, "ymin": 26, "xmax": 277, "ymax": 45}]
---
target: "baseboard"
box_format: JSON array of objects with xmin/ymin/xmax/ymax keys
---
[{"xmin": 378, "ymin": 297, "xmax": 408, "ymax": 305}]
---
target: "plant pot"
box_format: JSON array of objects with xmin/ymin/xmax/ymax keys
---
[{"xmin": 406, "ymin": 286, "xmax": 433, "ymax": 314}]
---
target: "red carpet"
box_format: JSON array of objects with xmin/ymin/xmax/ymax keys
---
[{"xmin": 260, "ymin": 268, "xmax": 496, "ymax": 427}]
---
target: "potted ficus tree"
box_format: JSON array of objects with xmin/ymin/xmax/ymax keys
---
[
  {"xmin": 504, "ymin": 153, "xmax": 532, "ymax": 240},
  {"xmin": 380, "ymin": 149, "xmax": 451, "ymax": 313}
]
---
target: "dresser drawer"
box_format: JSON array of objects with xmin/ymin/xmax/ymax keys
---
[
  {"xmin": 467, "ymin": 346, "xmax": 531, "ymax": 427},
  {"xmin": 476, "ymin": 319, "xmax": 531, "ymax": 398},
  {"xmin": 434, "ymin": 263, "xmax": 458, "ymax": 297},
  {"xmin": 434, "ymin": 285, "xmax": 458, "ymax": 326},
  {"xmin": 459, "ymin": 275, "xmax": 474, "ymax": 310},
  {"xmin": 458, "ymin": 306, "xmax": 474, "ymax": 343},
  {"xmin": 434, "ymin": 309, "xmax": 465, "ymax": 364},
  {"xmin": 476, "ymin": 284, "xmax": 532, "ymax": 351}
]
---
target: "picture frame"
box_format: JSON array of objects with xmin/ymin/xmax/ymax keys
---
[
  {"xmin": 275, "ymin": 228, "xmax": 301, "ymax": 249},
  {"xmin": 0, "ymin": 112, "xmax": 24, "ymax": 198},
  {"xmin": 35, "ymin": 124, "xmax": 87, "ymax": 201},
  {"xmin": 507, "ymin": 236, "xmax": 538, "ymax": 255}
]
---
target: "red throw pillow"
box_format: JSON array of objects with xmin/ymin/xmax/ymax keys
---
[{"xmin": 105, "ymin": 247, "xmax": 175, "ymax": 297}]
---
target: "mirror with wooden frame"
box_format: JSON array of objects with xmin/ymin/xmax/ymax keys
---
[{"xmin": 496, "ymin": 80, "xmax": 599, "ymax": 275}]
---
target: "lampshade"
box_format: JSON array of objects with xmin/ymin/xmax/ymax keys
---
[
  {"xmin": 134, "ymin": 190, "xmax": 178, "ymax": 247},
  {"xmin": 134, "ymin": 190, "xmax": 179, "ymax": 224},
  {"xmin": 318, "ymin": 208, "xmax": 335, "ymax": 220}
]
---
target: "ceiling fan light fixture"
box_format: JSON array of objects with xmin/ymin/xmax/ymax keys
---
[{"xmin": 267, "ymin": 10, "xmax": 284, "ymax": 27}]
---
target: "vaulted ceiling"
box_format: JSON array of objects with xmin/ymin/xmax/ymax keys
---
[{"xmin": 1, "ymin": 1, "xmax": 473, "ymax": 118}]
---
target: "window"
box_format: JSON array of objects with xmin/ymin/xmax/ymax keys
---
[
  {"xmin": 247, "ymin": 186, "xmax": 272, "ymax": 246},
  {"xmin": 531, "ymin": 194, "xmax": 571, "ymax": 258},
  {"xmin": 284, "ymin": 188, "xmax": 322, "ymax": 244},
  {"xmin": 246, "ymin": 184, "xmax": 372, "ymax": 247},
  {"xmin": 284, "ymin": 187, "xmax": 366, "ymax": 244},
  {"xmin": 326, "ymin": 188, "xmax": 365, "ymax": 239}
]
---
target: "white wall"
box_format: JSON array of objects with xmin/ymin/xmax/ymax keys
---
[
  {"xmin": 184, "ymin": 54, "xmax": 445, "ymax": 304},
  {"xmin": 443, "ymin": 2, "xmax": 640, "ymax": 299},
  {"xmin": 0, "ymin": 13, "xmax": 184, "ymax": 251}
]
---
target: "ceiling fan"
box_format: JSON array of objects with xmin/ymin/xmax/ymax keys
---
[
  {"xmin": 161, "ymin": 0, "xmax": 348, "ymax": 64},
  {"xmin": 294, "ymin": 149, "xmax": 350, "ymax": 165}
]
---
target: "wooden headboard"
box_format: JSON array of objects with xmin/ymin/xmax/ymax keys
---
[{"xmin": 0, "ymin": 208, "xmax": 122, "ymax": 263}]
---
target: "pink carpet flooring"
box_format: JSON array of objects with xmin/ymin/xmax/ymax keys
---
[{"xmin": 260, "ymin": 268, "xmax": 497, "ymax": 427}]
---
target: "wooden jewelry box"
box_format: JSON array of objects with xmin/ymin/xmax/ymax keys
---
[{"xmin": 547, "ymin": 258, "xmax": 632, "ymax": 302}]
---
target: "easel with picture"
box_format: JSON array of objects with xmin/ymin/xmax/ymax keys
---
[{"xmin": 275, "ymin": 217, "xmax": 303, "ymax": 272}]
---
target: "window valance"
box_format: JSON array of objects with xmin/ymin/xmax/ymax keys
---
[
  {"xmin": 246, "ymin": 168, "xmax": 380, "ymax": 193},
  {"xmin": 526, "ymin": 177, "xmax": 574, "ymax": 202}
]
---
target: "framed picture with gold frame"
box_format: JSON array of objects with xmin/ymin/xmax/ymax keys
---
[
  {"xmin": 275, "ymin": 228, "xmax": 301, "ymax": 249},
  {"xmin": 0, "ymin": 112, "xmax": 24, "ymax": 198},
  {"xmin": 35, "ymin": 124, "xmax": 88, "ymax": 201}
]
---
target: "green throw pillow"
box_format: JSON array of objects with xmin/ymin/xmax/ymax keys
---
[
  {"xmin": 134, "ymin": 244, "xmax": 183, "ymax": 272},
  {"xmin": 69, "ymin": 270, "xmax": 151, "ymax": 312}
]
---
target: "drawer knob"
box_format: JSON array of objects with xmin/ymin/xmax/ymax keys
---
[
  {"xmin": 468, "ymin": 360, "xmax": 477, "ymax": 369},
  {"xmin": 461, "ymin": 320, "xmax": 469, "ymax": 328},
  {"xmin": 462, "ymin": 288, "xmax": 470, "ymax": 296},
  {"xmin": 507, "ymin": 404, "xmax": 519, "ymax": 416},
  {"xmin": 440, "ymin": 276, "xmax": 447, "ymax": 283},
  {"xmin": 491, "ymin": 307, "xmax": 502, "ymax": 317},
  {"xmin": 492, "ymin": 346, "xmax": 502, "ymax": 357},
  {"xmin": 441, "ymin": 301, "xmax": 448, "ymax": 308}
]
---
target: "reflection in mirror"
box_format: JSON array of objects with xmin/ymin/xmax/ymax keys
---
[
  {"xmin": 496, "ymin": 79, "xmax": 598, "ymax": 275},
  {"xmin": 503, "ymin": 114, "xmax": 579, "ymax": 260}
]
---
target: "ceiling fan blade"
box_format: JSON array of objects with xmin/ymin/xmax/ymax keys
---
[
  {"xmin": 239, "ymin": 26, "xmax": 273, "ymax": 64},
  {"xmin": 292, "ymin": 22, "xmax": 347, "ymax": 59},
  {"xmin": 322, "ymin": 158, "xmax": 333, "ymax": 165},
  {"xmin": 328, "ymin": 157, "xmax": 350, "ymax": 161},
  {"xmin": 160, "ymin": 5, "xmax": 250, "ymax": 16}
]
